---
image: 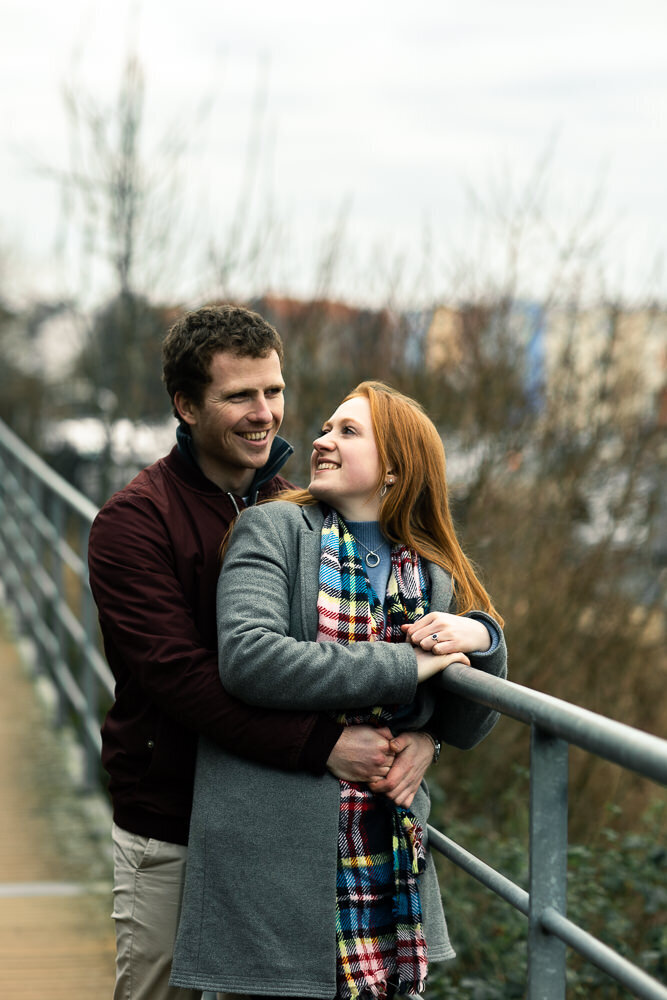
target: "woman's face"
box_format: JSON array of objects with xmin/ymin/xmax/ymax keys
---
[{"xmin": 308, "ymin": 395, "xmax": 385, "ymax": 522}]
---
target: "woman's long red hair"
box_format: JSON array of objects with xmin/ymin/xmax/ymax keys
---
[{"xmin": 279, "ymin": 380, "xmax": 503, "ymax": 624}]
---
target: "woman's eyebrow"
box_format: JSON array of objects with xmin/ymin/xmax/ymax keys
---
[{"xmin": 330, "ymin": 416, "xmax": 362, "ymax": 428}]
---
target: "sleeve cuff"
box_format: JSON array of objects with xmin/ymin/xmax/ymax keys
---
[
  {"xmin": 467, "ymin": 611, "xmax": 501, "ymax": 654},
  {"xmin": 297, "ymin": 715, "xmax": 345, "ymax": 775}
]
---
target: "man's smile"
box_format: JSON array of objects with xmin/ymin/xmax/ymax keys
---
[{"xmin": 238, "ymin": 430, "xmax": 271, "ymax": 441}]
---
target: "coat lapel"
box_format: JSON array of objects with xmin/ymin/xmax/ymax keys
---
[
  {"xmin": 425, "ymin": 559, "xmax": 455, "ymax": 612},
  {"xmin": 298, "ymin": 504, "xmax": 325, "ymax": 641},
  {"xmin": 295, "ymin": 504, "xmax": 454, "ymax": 640}
]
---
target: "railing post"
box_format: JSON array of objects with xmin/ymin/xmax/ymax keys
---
[
  {"xmin": 0, "ymin": 441, "xmax": 7, "ymax": 593},
  {"xmin": 29, "ymin": 472, "xmax": 45, "ymax": 673},
  {"xmin": 5, "ymin": 454, "xmax": 21, "ymax": 617},
  {"xmin": 528, "ymin": 725, "xmax": 568, "ymax": 999},
  {"xmin": 16, "ymin": 461, "xmax": 31, "ymax": 636},
  {"xmin": 80, "ymin": 519, "xmax": 98, "ymax": 790},
  {"xmin": 50, "ymin": 493, "xmax": 67, "ymax": 727}
]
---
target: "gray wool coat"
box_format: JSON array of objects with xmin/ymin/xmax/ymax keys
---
[{"xmin": 170, "ymin": 501, "xmax": 507, "ymax": 997}]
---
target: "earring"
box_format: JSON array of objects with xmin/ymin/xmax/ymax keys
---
[{"xmin": 380, "ymin": 484, "xmax": 388, "ymax": 498}]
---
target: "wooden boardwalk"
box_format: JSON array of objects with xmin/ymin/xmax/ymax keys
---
[{"xmin": 0, "ymin": 616, "xmax": 116, "ymax": 998}]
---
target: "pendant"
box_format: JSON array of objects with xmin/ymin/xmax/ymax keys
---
[{"xmin": 364, "ymin": 551, "xmax": 380, "ymax": 568}]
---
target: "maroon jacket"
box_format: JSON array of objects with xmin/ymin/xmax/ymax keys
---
[{"xmin": 88, "ymin": 436, "xmax": 342, "ymax": 845}]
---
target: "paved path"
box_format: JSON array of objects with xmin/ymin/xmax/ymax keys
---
[{"xmin": 0, "ymin": 615, "xmax": 116, "ymax": 997}]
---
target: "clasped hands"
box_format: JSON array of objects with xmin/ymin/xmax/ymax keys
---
[
  {"xmin": 326, "ymin": 613, "xmax": 489, "ymax": 806},
  {"xmin": 326, "ymin": 726, "xmax": 433, "ymax": 808}
]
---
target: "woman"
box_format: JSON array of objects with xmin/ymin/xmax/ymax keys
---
[{"xmin": 171, "ymin": 381, "xmax": 507, "ymax": 999}]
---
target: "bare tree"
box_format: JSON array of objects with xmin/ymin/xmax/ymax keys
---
[
  {"xmin": 33, "ymin": 52, "xmax": 206, "ymax": 499},
  {"xmin": 418, "ymin": 168, "xmax": 666, "ymax": 841}
]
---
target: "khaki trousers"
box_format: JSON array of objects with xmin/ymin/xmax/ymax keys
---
[{"xmin": 111, "ymin": 822, "xmax": 201, "ymax": 1000}]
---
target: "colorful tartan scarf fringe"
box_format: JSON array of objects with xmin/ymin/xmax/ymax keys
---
[
  {"xmin": 316, "ymin": 508, "xmax": 430, "ymax": 998},
  {"xmin": 335, "ymin": 784, "xmax": 427, "ymax": 1000},
  {"xmin": 391, "ymin": 805, "xmax": 428, "ymax": 980}
]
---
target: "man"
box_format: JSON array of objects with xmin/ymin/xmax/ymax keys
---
[{"xmin": 88, "ymin": 304, "xmax": 435, "ymax": 1000}]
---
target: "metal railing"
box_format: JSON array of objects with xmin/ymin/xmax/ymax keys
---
[
  {"xmin": 432, "ymin": 664, "xmax": 667, "ymax": 999},
  {"xmin": 0, "ymin": 416, "xmax": 665, "ymax": 999},
  {"xmin": 0, "ymin": 418, "xmax": 114, "ymax": 786}
]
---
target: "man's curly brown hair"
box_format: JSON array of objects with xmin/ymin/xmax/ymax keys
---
[{"xmin": 162, "ymin": 304, "xmax": 284, "ymax": 417}]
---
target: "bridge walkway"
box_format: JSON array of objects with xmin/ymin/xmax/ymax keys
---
[{"xmin": 0, "ymin": 614, "xmax": 115, "ymax": 998}]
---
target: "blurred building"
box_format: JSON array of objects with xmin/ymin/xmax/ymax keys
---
[
  {"xmin": 424, "ymin": 301, "xmax": 666, "ymax": 429},
  {"xmin": 542, "ymin": 305, "xmax": 666, "ymax": 430}
]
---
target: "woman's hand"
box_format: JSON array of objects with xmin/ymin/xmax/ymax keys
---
[
  {"xmin": 404, "ymin": 612, "xmax": 491, "ymax": 655},
  {"xmin": 415, "ymin": 647, "xmax": 469, "ymax": 682}
]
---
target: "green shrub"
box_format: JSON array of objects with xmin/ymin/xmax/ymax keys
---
[{"xmin": 426, "ymin": 802, "xmax": 665, "ymax": 999}]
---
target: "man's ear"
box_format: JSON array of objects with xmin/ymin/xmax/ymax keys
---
[{"xmin": 174, "ymin": 391, "xmax": 197, "ymax": 426}]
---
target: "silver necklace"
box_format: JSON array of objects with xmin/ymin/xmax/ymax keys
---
[{"xmin": 354, "ymin": 536, "xmax": 387, "ymax": 568}]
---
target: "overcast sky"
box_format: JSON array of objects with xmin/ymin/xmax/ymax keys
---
[{"xmin": 2, "ymin": 0, "xmax": 666, "ymax": 308}]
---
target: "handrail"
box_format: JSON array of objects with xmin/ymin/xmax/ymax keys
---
[
  {"xmin": 0, "ymin": 418, "xmax": 99, "ymax": 523},
  {"xmin": 438, "ymin": 663, "xmax": 667, "ymax": 784},
  {"xmin": 0, "ymin": 418, "xmax": 111, "ymax": 787},
  {"xmin": 433, "ymin": 664, "xmax": 667, "ymax": 999},
  {"xmin": 0, "ymin": 415, "xmax": 664, "ymax": 999}
]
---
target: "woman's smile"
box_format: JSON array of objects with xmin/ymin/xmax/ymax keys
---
[{"xmin": 308, "ymin": 396, "xmax": 383, "ymax": 521}]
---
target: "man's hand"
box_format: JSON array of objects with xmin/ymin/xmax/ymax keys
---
[
  {"xmin": 327, "ymin": 725, "xmax": 395, "ymax": 782},
  {"xmin": 368, "ymin": 731, "xmax": 434, "ymax": 808}
]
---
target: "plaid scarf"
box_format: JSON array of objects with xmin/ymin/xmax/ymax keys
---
[{"xmin": 317, "ymin": 509, "xmax": 430, "ymax": 999}]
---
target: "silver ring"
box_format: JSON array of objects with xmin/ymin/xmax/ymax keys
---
[{"xmin": 431, "ymin": 633, "xmax": 439, "ymax": 640}]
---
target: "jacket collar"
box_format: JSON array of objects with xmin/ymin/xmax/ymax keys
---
[
  {"xmin": 174, "ymin": 422, "xmax": 293, "ymax": 501},
  {"xmin": 247, "ymin": 435, "xmax": 293, "ymax": 502},
  {"xmin": 300, "ymin": 501, "xmax": 326, "ymax": 532}
]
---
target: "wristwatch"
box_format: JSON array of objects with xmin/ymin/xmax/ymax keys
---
[{"xmin": 425, "ymin": 732, "xmax": 441, "ymax": 764}]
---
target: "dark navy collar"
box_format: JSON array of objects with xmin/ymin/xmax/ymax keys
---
[{"xmin": 175, "ymin": 422, "xmax": 293, "ymax": 502}]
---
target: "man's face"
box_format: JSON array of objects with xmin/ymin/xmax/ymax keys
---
[{"xmin": 176, "ymin": 349, "xmax": 285, "ymax": 492}]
